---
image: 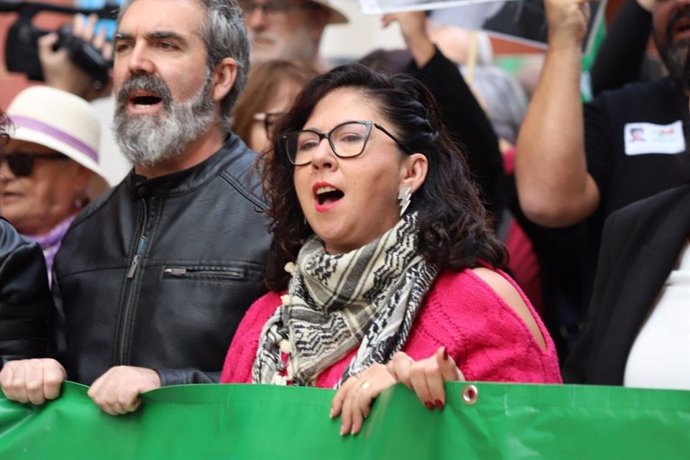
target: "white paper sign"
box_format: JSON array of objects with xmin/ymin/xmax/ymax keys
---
[{"xmin": 356, "ymin": 0, "xmax": 605, "ymax": 51}]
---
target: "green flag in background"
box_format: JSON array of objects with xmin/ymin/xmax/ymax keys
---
[{"xmin": 0, "ymin": 381, "xmax": 688, "ymax": 459}]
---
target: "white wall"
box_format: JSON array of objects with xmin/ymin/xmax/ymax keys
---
[{"xmin": 320, "ymin": 1, "xmax": 405, "ymax": 62}]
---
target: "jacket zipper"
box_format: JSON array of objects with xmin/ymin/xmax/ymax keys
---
[
  {"xmin": 162, "ymin": 267, "xmax": 245, "ymax": 280},
  {"xmin": 117, "ymin": 198, "xmax": 149, "ymax": 364}
]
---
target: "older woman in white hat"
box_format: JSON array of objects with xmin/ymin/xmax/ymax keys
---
[
  {"xmin": 0, "ymin": 108, "xmax": 54, "ymax": 366},
  {"xmin": 1, "ymin": 86, "xmax": 110, "ymax": 278}
]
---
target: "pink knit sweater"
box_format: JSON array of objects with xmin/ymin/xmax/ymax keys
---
[{"xmin": 221, "ymin": 269, "xmax": 562, "ymax": 387}]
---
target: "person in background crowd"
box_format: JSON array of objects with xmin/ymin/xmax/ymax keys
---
[
  {"xmin": 1, "ymin": 86, "xmax": 110, "ymax": 280},
  {"xmin": 37, "ymin": 10, "xmax": 132, "ymax": 185},
  {"xmin": 220, "ymin": 64, "xmax": 561, "ymax": 436},
  {"xmin": 37, "ymin": 12, "xmax": 114, "ymax": 102},
  {"xmin": 589, "ymin": 0, "xmax": 660, "ymax": 96},
  {"xmin": 239, "ymin": 0, "xmax": 347, "ymax": 69},
  {"xmin": 564, "ymin": 181, "xmax": 690, "ymax": 390},
  {"xmin": 0, "ymin": 109, "xmax": 55, "ymax": 369},
  {"xmin": 233, "ymin": 59, "xmax": 318, "ymax": 153},
  {"xmin": 565, "ymin": 1, "xmax": 690, "ymax": 389},
  {"xmin": 0, "ymin": 0, "xmax": 271, "ymax": 416},
  {"xmin": 359, "ymin": 12, "xmax": 506, "ymax": 222},
  {"xmin": 513, "ymin": 0, "xmax": 690, "ymax": 355},
  {"xmin": 426, "ymin": 24, "xmax": 528, "ymax": 147},
  {"xmin": 517, "ymin": 0, "xmax": 690, "ymax": 234}
]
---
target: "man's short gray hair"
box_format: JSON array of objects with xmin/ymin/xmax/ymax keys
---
[{"xmin": 118, "ymin": 0, "xmax": 250, "ymax": 132}]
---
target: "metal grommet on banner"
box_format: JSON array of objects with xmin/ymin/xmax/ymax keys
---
[{"xmin": 461, "ymin": 384, "xmax": 479, "ymax": 405}]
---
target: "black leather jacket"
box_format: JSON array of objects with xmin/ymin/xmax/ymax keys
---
[
  {"xmin": 52, "ymin": 135, "xmax": 271, "ymax": 385},
  {"xmin": 0, "ymin": 218, "xmax": 53, "ymax": 367}
]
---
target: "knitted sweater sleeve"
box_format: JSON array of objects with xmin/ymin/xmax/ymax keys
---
[
  {"xmin": 406, "ymin": 271, "xmax": 562, "ymax": 384},
  {"xmin": 220, "ymin": 292, "xmax": 282, "ymax": 383}
]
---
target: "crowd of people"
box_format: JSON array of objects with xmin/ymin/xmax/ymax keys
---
[{"xmin": 0, "ymin": 0, "xmax": 687, "ymax": 437}]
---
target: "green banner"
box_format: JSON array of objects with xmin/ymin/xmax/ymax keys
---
[{"xmin": 0, "ymin": 382, "xmax": 688, "ymax": 459}]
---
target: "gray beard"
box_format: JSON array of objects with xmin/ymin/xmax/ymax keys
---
[
  {"xmin": 113, "ymin": 73, "xmax": 216, "ymax": 168},
  {"xmin": 660, "ymin": 39, "xmax": 690, "ymax": 84}
]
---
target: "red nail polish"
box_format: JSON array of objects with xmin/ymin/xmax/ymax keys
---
[
  {"xmin": 435, "ymin": 399, "xmax": 444, "ymax": 409},
  {"xmin": 424, "ymin": 401, "xmax": 434, "ymax": 410},
  {"xmin": 442, "ymin": 347, "xmax": 448, "ymax": 360}
]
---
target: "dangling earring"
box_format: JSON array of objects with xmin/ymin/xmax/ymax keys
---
[{"xmin": 398, "ymin": 184, "xmax": 412, "ymax": 216}]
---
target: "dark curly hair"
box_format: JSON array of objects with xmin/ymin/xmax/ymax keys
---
[{"xmin": 262, "ymin": 63, "xmax": 506, "ymax": 291}]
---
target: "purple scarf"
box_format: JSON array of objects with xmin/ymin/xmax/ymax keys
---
[{"xmin": 26, "ymin": 214, "xmax": 77, "ymax": 286}]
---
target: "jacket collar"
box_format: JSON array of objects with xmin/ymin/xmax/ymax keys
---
[
  {"xmin": 124, "ymin": 134, "xmax": 248, "ymax": 197},
  {"xmin": 597, "ymin": 185, "xmax": 690, "ymax": 383}
]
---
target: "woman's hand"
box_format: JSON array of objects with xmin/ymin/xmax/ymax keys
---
[
  {"xmin": 387, "ymin": 347, "xmax": 464, "ymax": 409},
  {"xmin": 330, "ymin": 363, "xmax": 396, "ymax": 436}
]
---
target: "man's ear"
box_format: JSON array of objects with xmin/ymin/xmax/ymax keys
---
[
  {"xmin": 401, "ymin": 153, "xmax": 428, "ymax": 194},
  {"xmin": 211, "ymin": 57, "xmax": 238, "ymax": 102}
]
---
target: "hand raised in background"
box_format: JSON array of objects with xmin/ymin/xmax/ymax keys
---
[{"xmin": 38, "ymin": 13, "xmax": 113, "ymax": 101}]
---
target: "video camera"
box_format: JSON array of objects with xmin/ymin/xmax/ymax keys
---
[{"xmin": 2, "ymin": 0, "xmax": 119, "ymax": 88}]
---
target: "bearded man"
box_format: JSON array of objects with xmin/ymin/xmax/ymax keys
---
[
  {"xmin": 0, "ymin": 0, "xmax": 271, "ymax": 415},
  {"xmin": 510, "ymin": 0, "xmax": 690, "ymax": 358},
  {"xmin": 517, "ymin": 0, "xmax": 690, "ymax": 228}
]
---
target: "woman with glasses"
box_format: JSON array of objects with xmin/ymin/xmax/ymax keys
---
[
  {"xmin": 233, "ymin": 59, "xmax": 318, "ymax": 154},
  {"xmin": 220, "ymin": 64, "xmax": 561, "ymax": 435},
  {"xmin": 0, "ymin": 86, "xmax": 109, "ymax": 280},
  {"xmin": 0, "ymin": 108, "xmax": 55, "ymax": 369}
]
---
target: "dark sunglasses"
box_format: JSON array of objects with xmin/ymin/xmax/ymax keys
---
[{"xmin": 0, "ymin": 152, "xmax": 68, "ymax": 177}]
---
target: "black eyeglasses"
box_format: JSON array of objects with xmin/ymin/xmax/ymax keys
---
[
  {"xmin": 0, "ymin": 152, "xmax": 68, "ymax": 177},
  {"xmin": 253, "ymin": 111, "xmax": 285, "ymax": 136},
  {"xmin": 281, "ymin": 120, "xmax": 412, "ymax": 166}
]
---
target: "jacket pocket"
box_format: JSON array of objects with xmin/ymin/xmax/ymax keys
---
[{"xmin": 162, "ymin": 265, "xmax": 248, "ymax": 282}]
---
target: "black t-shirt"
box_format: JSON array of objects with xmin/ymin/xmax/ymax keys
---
[
  {"xmin": 518, "ymin": 78, "xmax": 690, "ymax": 354},
  {"xmin": 586, "ymin": 77, "xmax": 690, "ymax": 222}
]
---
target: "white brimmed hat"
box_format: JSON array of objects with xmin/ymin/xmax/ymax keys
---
[
  {"xmin": 6, "ymin": 86, "xmax": 110, "ymax": 198},
  {"xmin": 310, "ymin": 0, "xmax": 348, "ymax": 24}
]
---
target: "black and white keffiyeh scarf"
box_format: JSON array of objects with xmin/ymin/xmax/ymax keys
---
[{"xmin": 252, "ymin": 213, "xmax": 439, "ymax": 387}]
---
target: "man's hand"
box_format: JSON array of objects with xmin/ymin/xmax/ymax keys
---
[
  {"xmin": 330, "ymin": 363, "xmax": 396, "ymax": 436},
  {"xmin": 0, "ymin": 358, "xmax": 66, "ymax": 405},
  {"xmin": 87, "ymin": 366, "xmax": 161, "ymax": 415},
  {"xmin": 544, "ymin": 0, "xmax": 591, "ymax": 49}
]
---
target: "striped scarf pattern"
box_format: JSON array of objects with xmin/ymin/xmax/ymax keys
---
[{"xmin": 252, "ymin": 213, "xmax": 438, "ymax": 387}]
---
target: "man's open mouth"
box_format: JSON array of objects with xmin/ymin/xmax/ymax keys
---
[{"xmin": 128, "ymin": 91, "xmax": 163, "ymax": 109}]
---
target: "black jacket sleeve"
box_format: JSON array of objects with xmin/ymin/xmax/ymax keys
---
[
  {"xmin": 0, "ymin": 218, "xmax": 54, "ymax": 367},
  {"xmin": 562, "ymin": 209, "xmax": 620, "ymax": 383},
  {"xmin": 156, "ymin": 368, "xmax": 220, "ymax": 385},
  {"xmin": 590, "ymin": 0, "xmax": 652, "ymax": 96},
  {"xmin": 408, "ymin": 47, "xmax": 505, "ymax": 218}
]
